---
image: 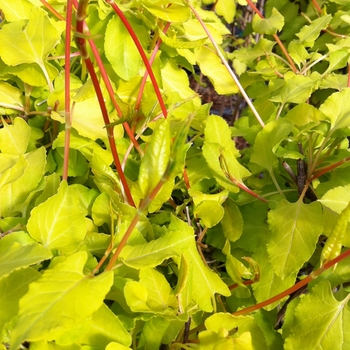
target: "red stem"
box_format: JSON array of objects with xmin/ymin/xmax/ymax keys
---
[
  {"xmin": 245, "ymin": 0, "xmax": 298, "ymax": 73},
  {"xmin": 40, "ymin": 0, "xmax": 66, "ymax": 21},
  {"xmin": 76, "ymin": 1, "xmax": 135, "ymax": 206},
  {"xmin": 311, "ymin": 0, "xmax": 322, "ymax": 14},
  {"xmin": 310, "ymin": 156, "xmax": 350, "ymax": 181},
  {"xmin": 105, "ymin": 0, "xmax": 168, "ymax": 118},
  {"xmin": 63, "ymin": 0, "xmax": 73, "ymax": 181},
  {"xmin": 232, "ymin": 248, "xmax": 350, "ymax": 316}
]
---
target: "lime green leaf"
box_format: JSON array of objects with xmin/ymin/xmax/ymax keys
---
[
  {"xmin": 0, "ymin": 267, "xmax": 40, "ymax": 334},
  {"xmin": 195, "ymin": 46, "xmax": 238, "ymax": 94},
  {"xmin": 143, "ymin": 3, "xmax": 190, "ymax": 22},
  {"xmin": 215, "ymin": 0, "xmax": 236, "ymax": 24},
  {"xmin": 252, "ymin": 8, "xmax": 284, "ymax": 35},
  {"xmin": 158, "ymin": 29, "xmax": 206, "ymax": 49},
  {"xmin": 105, "ymin": 16, "xmax": 141, "ymax": 81},
  {"xmin": 0, "ymin": 0, "xmax": 35, "ymax": 21},
  {"xmin": 10, "ymin": 252, "xmax": 113, "ymax": 350},
  {"xmin": 78, "ymin": 304, "xmax": 131, "ymax": 347},
  {"xmin": 285, "ymin": 103, "xmax": 322, "ymax": 126},
  {"xmin": 319, "ymin": 184, "xmax": 350, "ymax": 214},
  {"xmin": 0, "ymin": 240, "xmax": 52, "ymax": 280},
  {"xmin": 0, "ymin": 154, "xmax": 27, "ymax": 189},
  {"xmin": 139, "ymin": 268, "xmax": 177, "ymax": 311},
  {"xmin": 319, "ymin": 88, "xmax": 350, "ymax": 131},
  {"xmin": 0, "ymin": 7, "xmax": 63, "ymax": 80},
  {"xmin": 27, "ymin": 181, "xmax": 88, "ymax": 254},
  {"xmin": 251, "ymin": 119, "xmax": 293, "ymax": 172},
  {"xmin": 124, "ymin": 281, "xmax": 151, "ymax": 312},
  {"xmin": 267, "ymin": 200, "xmax": 324, "ymax": 279},
  {"xmin": 270, "ymin": 72, "xmax": 318, "ymax": 104},
  {"xmin": 324, "ymin": 49, "xmax": 350, "ymax": 75},
  {"xmin": 222, "ymin": 200, "xmax": 243, "ymax": 242},
  {"xmin": 285, "ymin": 281, "xmax": 350, "ymax": 350},
  {"xmin": 120, "ymin": 218, "xmax": 193, "ymax": 269},
  {"xmin": 29, "ymin": 341, "xmax": 81, "ymax": 350},
  {"xmin": 0, "ymin": 117, "xmax": 31, "ymax": 155},
  {"xmin": 139, "ymin": 119, "xmax": 171, "ymax": 198},
  {"xmin": 296, "ymin": 14, "xmax": 332, "ymax": 47},
  {"xmin": 0, "ymin": 82, "xmax": 23, "ymax": 114},
  {"xmin": 288, "ymin": 40, "xmax": 309, "ymax": 67},
  {"xmin": 0, "ymin": 147, "xmax": 46, "ymax": 216},
  {"xmin": 184, "ymin": 242, "xmax": 230, "ymax": 312},
  {"xmin": 174, "ymin": 255, "xmax": 193, "ymax": 313},
  {"xmin": 106, "ymin": 343, "xmax": 132, "ymax": 350}
]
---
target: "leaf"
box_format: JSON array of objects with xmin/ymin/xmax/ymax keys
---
[
  {"xmin": 285, "ymin": 103, "xmax": 322, "ymax": 126},
  {"xmin": 174, "ymin": 255, "xmax": 193, "ymax": 313},
  {"xmin": 319, "ymin": 88, "xmax": 350, "ymax": 131},
  {"xmin": 251, "ymin": 119, "xmax": 293, "ymax": 172},
  {"xmin": 143, "ymin": 3, "xmax": 190, "ymax": 22},
  {"xmin": 221, "ymin": 199, "xmax": 244, "ymax": 242},
  {"xmin": 267, "ymin": 200, "xmax": 324, "ymax": 279},
  {"xmin": 0, "ymin": 0, "xmax": 35, "ymax": 21},
  {"xmin": 252, "ymin": 8, "xmax": 284, "ymax": 35},
  {"xmin": 78, "ymin": 303, "xmax": 131, "ymax": 347},
  {"xmin": 0, "ymin": 267, "xmax": 40, "ymax": 335},
  {"xmin": 120, "ymin": 217, "xmax": 193, "ymax": 269},
  {"xmin": 0, "ymin": 82, "xmax": 23, "ymax": 114},
  {"xmin": 0, "ymin": 155, "xmax": 27, "ymax": 189},
  {"xmin": 0, "ymin": 240, "xmax": 52, "ymax": 280},
  {"xmin": 215, "ymin": 0, "xmax": 236, "ymax": 24},
  {"xmin": 284, "ymin": 281, "xmax": 350, "ymax": 350},
  {"xmin": 270, "ymin": 72, "xmax": 318, "ymax": 104},
  {"xmin": 296, "ymin": 14, "xmax": 332, "ymax": 47},
  {"xmin": 288, "ymin": 40, "xmax": 309, "ymax": 67},
  {"xmin": 0, "ymin": 147, "xmax": 46, "ymax": 216},
  {"xmin": 158, "ymin": 29, "xmax": 206, "ymax": 49},
  {"xmin": 10, "ymin": 252, "xmax": 113, "ymax": 350},
  {"xmin": 324, "ymin": 49, "xmax": 350, "ymax": 75},
  {"xmin": 0, "ymin": 7, "xmax": 63, "ymax": 77},
  {"xmin": 105, "ymin": 16, "xmax": 141, "ymax": 81},
  {"xmin": 319, "ymin": 184, "xmax": 350, "ymax": 214},
  {"xmin": 27, "ymin": 181, "xmax": 88, "ymax": 254},
  {"xmin": 139, "ymin": 119, "xmax": 171, "ymax": 198},
  {"xmin": 195, "ymin": 46, "xmax": 239, "ymax": 94}
]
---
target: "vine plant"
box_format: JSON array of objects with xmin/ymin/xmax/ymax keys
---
[{"xmin": 1, "ymin": 0, "xmax": 350, "ymax": 349}]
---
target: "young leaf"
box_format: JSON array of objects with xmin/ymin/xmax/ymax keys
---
[
  {"xmin": 138, "ymin": 119, "xmax": 171, "ymax": 198},
  {"xmin": 0, "ymin": 82, "xmax": 23, "ymax": 115},
  {"xmin": 319, "ymin": 184, "xmax": 350, "ymax": 214},
  {"xmin": 221, "ymin": 199, "xmax": 243, "ymax": 242},
  {"xmin": 252, "ymin": 8, "xmax": 284, "ymax": 35},
  {"xmin": 284, "ymin": 281, "xmax": 350, "ymax": 350},
  {"xmin": 296, "ymin": 14, "xmax": 332, "ymax": 47},
  {"xmin": 267, "ymin": 200, "xmax": 324, "ymax": 279},
  {"xmin": 10, "ymin": 252, "xmax": 113, "ymax": 350},
  {"xmin": 215, "ymin": 0, "xmax": 236, "ymax": 24},
  {"xmin": 0, "ymin": 0, "xmax": 35, "ymax": 21},
  {"xmin": 105, "ymin": 16, "xmax": 141, "ymax": 81},
  {"xmin": 27, "ymin": 181, "xmax": 88, "ymax": 254},
  {"xmin": 143, "ymin": 3, "xmax": 190, "ymax": 22},
  {"xmin": 0, "ymin": 267, "xmax": 40, "ymax": 335}
]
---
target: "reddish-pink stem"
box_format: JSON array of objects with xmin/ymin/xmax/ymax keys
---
[
  {"xmin": 105, "ymin": 0, "xmax": 168, "ymax": 118},
  {"xmin": 310, "ymin": 156, "xmax": 350, "ymax": 181},
  {"xmin": 63, "ymin": 0, "xmax": 73, "ymax": 181},
  {"xmin": 40, "ymin": 0, "xmax": 66, "ymax": 21},
  {"xmin": 233, "ymin": 248, "xmax": 350, "ymax": 316}
]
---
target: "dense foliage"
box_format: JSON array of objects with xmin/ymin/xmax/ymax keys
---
[{"xmin": 1, "ymin": 0, "xmax": 350, "ymax": 349}]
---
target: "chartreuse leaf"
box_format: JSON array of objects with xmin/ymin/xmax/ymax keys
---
[
  {"xmin": 215, "ymin": 0, "xmax": 236, "ymax": 24},
  {"xmin": 27, "ymin": 181, "xmax": 88, "ymax": 254},
  {"xmin": 267, "ymin": 200, "xmax": 324, "ymax": 279},
  {"xmin": 251, "ymin": 119, "xmax": 293, "ymax": 175},
  {"xmin": 0, "ymin": 155, "xmax": 27, "ymax": 189},
  {"xmin": 195, "ymin": 46, "xmax": 239, "ymax": 94},
  {"xmin": 0, "ymin": 147, "xmax": 46, "ymax": 216},
  {"xmin": 319, "ymin": 88, "xmax": 350, "ymax": 132},
  {"xmin": 10, "ymin": 252, "xmax": 113, "ymax": 350},
  {"xmin": 0, "ymin": 117, "xmax": 31, "ymax": 155},
  {"xmin": 27, "ymin": 341, "xmax": 80, "ymax": 350},
  {"xmin": 0, "ymin": 0, "xmax": 35, "ymax": 21},
  {"xmin": 253, "ymin": 8, "xmax": 284, "ymax": 35},
  {"xmin": 138, "ymin": 316, "xmax": 184, "ymax": 350},
  {"xmin": 284, "ymin": 281, "xmax": 350, "ymax": 350},
  {"xmin": 174, "ymin": 255, "xmax": 193, "ymax": 314},
  {"xmin": 105, "ymin": 16, "xmax": 141, "ymax": 81},
  {"xmin": 0, "ymin": 267, "xmax": 40, "ymax": 336},
  {"xmin": 143, "ymin": 3, "xmax": 190, "ymax": 22},
  {"xmin": 319, "ymin": 184, "xmax": 350, "ymax": 214},
  {"xmin": 78, "ymin": 303, "xmax": 131, "ymax": 347},
  {"xmin": 0, "ymin": 82, "xmax": 23, "ymax": 114},
  {"xmin": 0, "ymin": 7, "xmax": 64, "ymax": 81},
  {"xmin": 106, "ymin": 343, "xmax": 132, "ymax": 350},
  {"xmin": 221, "ymin": 199, "xmax": 243, "ymax": 242},
  {"xmin": 296, "ymin": 14, "xmax": 332, "ymax": 47},
  {"xmin": 288, "ymin": 40, "xmax": 309, "ymax": 68},
  {"xmin": 120, "ymin": 216, "xmax": 193, "ymax": 269},
  {"xmin": 199, "ymin": 313, "xmax": 268, "ymax": 349},
  {"xmin": 139, "ymin": 119, "xmax": 171, "ymax": 198}
]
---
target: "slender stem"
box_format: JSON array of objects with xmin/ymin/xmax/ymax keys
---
[
  {"xmin": 75, "ymin": 0, "xmax": 135, "ymax": 206},
  {"xmin": 185, "ymin": 1, "xmax": 265, "ymax": 128},
  {"xmin": 310, "ymin": 156, "xmax": 350, "ymax": 181},
  {"xmin": 245, "ymin": 0, "xmax": 298, "ymax": 74},
  {"xmin": 40, "ymin": 0, "xmax": 66, "ymax": 21},
  {"xmin": 311, "ymin": 0, "xmax": 322, "ymax": 13},
  {"xmin": 63, "ymin": 0, "xmax": 73, "ymax": 181},
  {"xmin": 232, "ymin": 247, "xmax": 350, "ymax": 316},
  {"xmin": 105, "ymin": 0, "xmax": 168, "ymax": 118}
]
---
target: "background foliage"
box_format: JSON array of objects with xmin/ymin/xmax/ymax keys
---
[{"xmin": 1, "ymin": 0, "xmax": 350, "ymax": 349}]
